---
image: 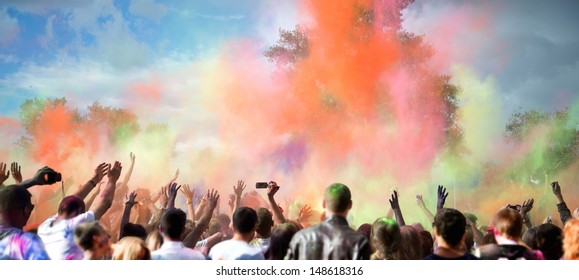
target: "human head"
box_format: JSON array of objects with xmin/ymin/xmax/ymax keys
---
[
  {"xmin": 433, "ymin": 208, "xmax": 466, "ymax": 248},
  {"xmin": 74, "ymin": 222, "xmax": 111, "ymax": 259},
  {"xmin": 418, "ymin": 230, "xmax": 434, "ymax": 258},
  {"xmin": 58, "ymin": 195, "xmax": 86, "ymax": 219},
  {"xmin": 0, "ymin": 186, "xmax": 34, "ymax": 229},
  {"xmin": 121, "ymin": 223, "xmax": 147, "ymax": 240},
  {"xmin": 159, "ymin": 208, "xmax": 187, "ymax": 241},
  {"xmin": 255, "ymin": 208, "xmax": 274, "ymax": 238},
  {"xmin": 264, "ymin": 223, "xmax": 298, "ymax": 260},
  {"xmin": 323, "ymin": 183, "xmax": 352, "ymax": 216},
  {"xmin": 563, "ymin": 219, "xmax": 579, "ymax": 260},
  {"xmin": 207, "ymin": 218, "xmax": 222, "ymax": 236},
  {"xmin": 232, "ymin": 207, "xmax": 258, "ymax": 242},
  {"xmin": 370, "ymin": 218, "xmax": 401, "ymax": 260},
  {"xmin": 146, "ymin": 230, "xmax": 163, "ymax": 252},
  {"xmin": 398, "ymin": 225, "xmax": 422, "ymax": 260},
  {"xmin": 357, "ymin": 223, "xmax": 372, "ymax": 242},
  {"xmin": 522, "ymin": 227, "xmax": 538, "ymax": 248},
  {"xmin": 534, "ymin": 223, "xmax": 563, "ymax": 260},
  {"xmin": 493, "ymin": 208, "xmax": 523, "ymax": 241},
  {"xmin": 113, "ymin": 237, "xmax": 151, "ymax": 260}
]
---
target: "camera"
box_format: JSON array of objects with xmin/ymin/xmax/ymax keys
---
[
  {"xmin": 256, "ymin": 182, "xmax": 269, "ymax": 189},
  {"xmin": 46, "ymin": 171, "xmax": 62, "ymax": 183}
]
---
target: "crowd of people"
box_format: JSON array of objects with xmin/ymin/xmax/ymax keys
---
[{"xmin": 0, "ymin": 157, "xmax": 578, "ymax": 260}]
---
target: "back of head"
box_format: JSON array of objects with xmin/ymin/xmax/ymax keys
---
[
  {"xmin": 146, "ymin": 230, "xmax": 163, "ymax": 252},
  {"xmin": 357, "ymin": 223, "xmax": 372, "ymax": 241},
  {"xmin": 74, "ymin": 221, "xmax": 103, "ymax": 250},
  {"xmin": 0, "ymin": 186, "xmax": 32, "ymax": 228},
  {"xmin": 121, "ymin": 223, "xmax": 147, "ymax": 240},
  {"xmin": 160, "ymin": 208, "xmax": 187, "ymax": 240},
  {"xmin": 482, "ymin": 230, "xmax": 497, "ymax": 245},
  {"xmin": 522, "ymin": 227, "xmax": 538, "ymax": 248},
  {"xmin": 113, "ymin": 237, "xmax": 151, "ymax": 260},
  {"xmin": 265, "ymin": 223, "xmax": 298, "ymax": 260},
  {"xmin": 398, "ymin": 225, "xmax": 422, "ymax": 260},
  {"xmin": 535, "ymin": 223, "xmax": 563, "ymax": 260},
  {"xmin": 493, "ymin": 208, "xmax": 523, "ymax": 240},
  {"xmin": 216, "ymin": 214, "xmax": 231, "ymax": 227},
  {"xmin": 433, "ymin": 208, "xmax": 466, "ymax": 247},
  {"xmin": 255, "ymin": 208, "xmax": 273, "ymax": 237},
  {"xmin": 371, "ymin": 218, "xmax": 401, "ymax": 260},
  {"xmin": 563, "ymin": 219, "xmax": 579, "ymax": 260},
  {"xmin": 207, "ymin": 218, "xmax": 222, "ymax": 236},
  {"xmin": 233, "ymin": 207, "xmax": 258, "ymax": 235},
  {"xmin": 58, "ymin": 195, "xmax": 86, "ymax": 218},
  {"xmin": 323, "ymin": 183, "xmax": 351, "ymax": 214}
]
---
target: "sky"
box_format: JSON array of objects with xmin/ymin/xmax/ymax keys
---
[{"xmin": 1, "ymin": 0, "xmax": 578, "ymax": 120}]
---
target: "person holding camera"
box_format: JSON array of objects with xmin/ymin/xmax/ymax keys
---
[{"xmin": 38, "ymin": 162, "xmax": 122, "ymax": 260}]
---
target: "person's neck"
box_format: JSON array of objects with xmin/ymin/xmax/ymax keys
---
[
  {"xmin": 495, "ymin": 234, "xmax": 520, "ymax": 245},
  {"xmin": 232, "ymin": 233, "xmax": 251, "ymax": 243},
  {"xmin": 324, "ymin": 211, "xmax": 347, "ymax": 219},
  {"xmin": 434, "ymin": 239, "xmax": 464, "ymax": 258}
]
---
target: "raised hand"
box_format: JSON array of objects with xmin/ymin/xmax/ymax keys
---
[
  {"xmin": 10, "ymin": 162, "xmax": 22, "ymax": 183},
  {"xmin": 389, "ymin": 190, "xmax": 401, "ymax": 210},
  {"xmin": 520, "ymin": 198, "xmax": 534, "ymax": 216},
  {"xmin": 551, "ymin": 181, "xmax": 563, "ymax": 199},
  {"xmin": 107, "ymin": 161, "xmax": 122, "ymax": 182},
  {"xmin": 233, "ymin": 180, "xmax": 246, "ymax": 197},
  {"xmin": 167, "ymin": 183, "xmax": 181, "ymax": 200},
  {"xmin": 158, "ymin": 186, "xmax": 169, "ymax": 208},
  {"xmin": 125, "ymin": 191, "xmax": 138, "ymax": 207},
  {"xmin": 130, "ymin": 152, "xmax": 136, "ymax": 163},
  {"xmin": 170, "ymin": 169, "xmax": 180, "ymax": 183},
  {"xmin": 207, "ymin": 189, "xmax": 220, "ymax": 209},
  {"xmin": 227, "ymin": 194, "xmax": 235, "ymax": 209},
  {"xmin": 298, "ymin": 204, "xmax": 313, "ymax": 222},
  {"xmin": 267, "ymin": 181, "xmax": 280, "ymax": 198},
  {"xmin": 416, "ymin": 194, "xmax": 426, "ymax": 209},
  {"xmin": 92, "ymin": 163, "xmax": 108, "ymax": 184},
  {"xmin": 437, "ymin": 185, "xmax": 449, "ymax": 211},
  {"xmin": 0, "ymin": 162, "xmax": 9, "ymax": 185},
  {"xmin": 180, "ymin": 184, "xmax": 195, "ymax": 203}
]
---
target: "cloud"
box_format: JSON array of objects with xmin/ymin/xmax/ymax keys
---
[
  {"xmin": 0, "ymin": 54, "xmax": 18, "ymax": 63},
  {"xmin": 38, "ymin": 15, "xmax": 56, "ymax": 49},
  {"xmin": 1, "ymin": 0, "xmax": 92, "ymax": 15},
  {"xmin": 128, "ymin": 0, "xmax": 168, "ymax": 21},
  {"xmin": 0, "ymin": 8, "xmax": 20, "ymax": 45}
]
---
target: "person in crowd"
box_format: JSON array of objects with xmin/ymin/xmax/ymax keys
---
[
  {"xmin": 38, "ymin": 162, "xmax": 122, "ymax": 260},
  {"xmin": 287, "ymin": 183, "xmax": 370, "ymax": 260},
  {"xmin": 250, "ymin": 207, "xmax": 274, "ymax": 253},
  {"xmin": 563, "ymin": 218, "xmax": 579, "ymax": 260},
  {"xmin": 418, "ymin": 230, "xmax": 434, "ymax": 258},
  {"xmin": 424, "ymin": 208, "xmax": 478, "ymax": 260},
  {"xmin": 476, "ymin": 208, "xmax": 543, "ymax": 260},
  {"xmin": 74, "ymin": 221, "xmax": 112, "ymax": 260},
  {"xmin": 370, "ymin": 217, "xmax": 401, "ymax": 260},
  {"xmin": 151, "ymin": 208, "xmax": 205, "ymax": 260},
  {"xmin": 551, "ymin": 182, "xmax": 573, "ymax": 225},
  {"xmin": 112, "ymin": 236, "xmax": 151, "ymax": 260},
  {"xmin": 146, "ymin": 230, "xmax": 163, "ymax": 252},
  {"xmin": 209, "ymin": 207, "xmax": 264, "ymax": 260},
  {"xmin": 534, "ymin": 223, "xmax": 563, "ymax": 260},
  {"xmin": 264, "ymin": 223, "xmax": 298, "ymax": 260}
]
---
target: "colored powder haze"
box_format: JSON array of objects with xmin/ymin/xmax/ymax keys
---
[{"xmin": 0, "ymin": 0, "xmax": 578, "ymax": 228}]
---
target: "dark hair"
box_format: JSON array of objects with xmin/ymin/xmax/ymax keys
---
[
  {"xmin": 535, "ymin": 223, "xmax": 563, "ymax": 260},
  {"xmin": 121, "ymin": 223, "xmax": 147, "ymax": 240},
  {"xmin": 0, "ymin": 186, "xmax": 31, "ymax": 214},
  {"xmin": 233, "ymin": 207, "xmax": 258, "ymax": 234},
  {"xmin": 160, "ymin": 208, "xmax": 187, "ymax": 240},
  {"xmin": 418, "ymin": 230, "xmax": 434, "ymax": 258},
  {"xmin": 58, "ymin": 195, "xmax": 86, "ymax": 217},
  {"xmin": 265, "ymin": 223, "xmax": 298, "ymax": 260},
  {"xmin": 255, "ymin": 208, "xmax": 274, "ymax": 237},
  {"xmin": 522, "ymin": 227, "xmax": 538, "ymax": 248},
  {"xmin": 399, "ymin": 225, "xmax": 422, "ymax": 260},
  {"xmin": 323, "ymin": 183, "xmax": 351, "ymax": 213},
  {"xmin": 75, "ymin": 222, "xmax": 104, "ymax": 250},
  {"xmin": 357, "ymin": 223, "xmax": 372, "ymax": 242},
  {"xmin": 482, "ymin": 231, "xmax": 497, "ymax": 245},
  {"xmin": 493, "ymin": 208, "xmax": 523, "ymax": 239},
  {"xmin": 371, "ymin": 218, "xmax": 401, "ymax": 260},
  {"xmin": 433, "ymin": 208, "xmax": 466, "ymax": 247}
]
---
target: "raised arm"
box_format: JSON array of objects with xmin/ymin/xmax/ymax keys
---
[
  {"xmin": 120, "ymin": 153, "xmax": 136, "ymax": 190},
  {"xmin": 84, "ymin": 182, "xmax": 103, "ymax": 210},
  {"xmin": 296, "ymin": 204, "xmax": 313, "ymax": 227},
  {"xmin": 166, "ymin": 183, "xmax": 181, "ymax": 210},
  {"xmin": 91, "ymin": 161, "xmax": 122, "ymax": 220},
  {"xmin": 10, "ymin": 162, "xmax": 23, "ymax": 184},
  {"xmin": 74, "ymin": 163, "xmax": 108, "ymax": 200},
  {"xmin": 183, "ymin": 189, "xmax": 219, "ymax": 248},
  {"xmin": 416, "ymin": 194, "xmax": 435, "ymax": 224},
  {"xmin": 233, "ymin": 180, "xmax": 246, "ymax": 213},
  {"xmin": 551, "ymin": 181, "xmax": 572, "ymax": 225},
  {"xmin": 519, "ymin": 198, "xmax": 534, "ymax": 229},
  {"xmin": 267, "ymin": 181, "xmax": 286, "ymax": 225},
  {"xmin": 119, "ymin": 191, "xmax": 137, "ymax": 240},
  {"xmin": 195, "ymin": 193, "xmax": 208, "ymax": 221},
  {"xmin": 389, "ymin": 190, "xmax": 405, "ymax": 226},
  {"xmin": 0, "ymin": 162, "xmax": 9, "ymax": 187},
  {"xmin": 180, "ymin": 184, "xmax": 196, "ymax": 221},
  {"xmin": 11, "ymin": 166, "xmax": 60, "ymax": 189},
  {"xmin": 436, "ymin": 185, "xmax": 449, "ymax": 213}
]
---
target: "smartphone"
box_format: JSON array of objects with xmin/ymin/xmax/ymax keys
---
[{"xmin": 256, "ymin": 182, "xmax": 269, "ymax": 189}]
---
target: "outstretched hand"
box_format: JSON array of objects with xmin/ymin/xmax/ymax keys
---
[
  {"xmin": 437, "ymin": 185, "xmax": 449, "ymax": 210},
  {"xmin": 267, "ymin": 181, "xmax": 280, "ymax": 198},
  {"xmin": 10, "ymin": 162, "xmax": 22, "ymax": 184},
  {"xmin": 125, "ymin": 191, "xmax": 138, "ymax": 207},
  {"xmin": 298, "ymin": 204, "xmax": 313, "ymax": 222},
  {"xmin": 180, "ymin": 184, "xmax": 195, "ymax": 202},
  {"xmin": 207, "ymin": 189, "xmax": 220, "ymax": 208},
  {"xmin": 170, "ymin": 169, "xmax": 180, "ymax": 183},
  {"xmin": 167, "ymin": 182, "xmax": 181, "ymax": 200},
  {"xmin": 416, "ymin": 194, "xmax": 426, "ymax": 209},
  {"xmin": 520, "ymin": 198, "xmax": 534, "ymax": 216},
  {"xmin": 158, "ymin": 186, "xmax": 169, "ymax": 208},
  {"xmin": 130, "ymin": 152, "xmax": 136, "ymax": 163},
  {"xmin": 93, "ymin": 163, "xmax": 108, "ymax": 184},
  {"xmin": 0, "ymin": 162, "xmax": 9, "ymax": 185},
  {"xmin": 389, "ymin": 190, "xmax": 401, "ymax": 210},
  {"xmin": 107, "ymin": 161, "xmax": 122, "ymax": 182},
  {"xmin": 233, "ymin": 180, "xmax": 246, "ymax": 197},
  {"xmin": 551, "ymin": 181, "xmax": 562, "ymax": 198}
]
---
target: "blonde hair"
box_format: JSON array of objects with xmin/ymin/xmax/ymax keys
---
[
  {"xmin": 113, "ymin": 237, "xmax": 151, "ymax": 260},
  {"xmin": 146, "ymin": 230, "xmax": 163, "ymax": 252},
  {"xmin": 563, "ymin": 219, "xmax": 579, "ymax": 260}
]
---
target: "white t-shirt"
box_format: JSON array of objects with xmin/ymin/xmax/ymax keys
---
[
  {"xmin": 209, "ymin": 239, "xmax": 264, "ymax": 260},
  {"xmin": 152, "ymin": 241, "xmax": 206, "ymax": 260},
  {"xmin": 38, "ymin": 211, "xmax": 95, "ymax": 260},
  {"xmin": 250, "ymin": 237, "xmax": 271, "ymax": 254}
]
